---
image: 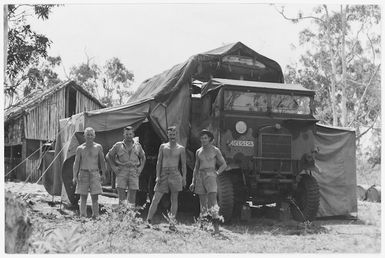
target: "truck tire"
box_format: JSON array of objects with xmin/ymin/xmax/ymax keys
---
[
  {"xmin": 290, "ymin": 174, "xmax": 320, "ymax": 222},
  {"xmin": 217, "ymin": 173, "xmax": 234, "ymax": 223},
  {"xmin": 231, "ymin": 172, "xmax": 248, "ymax": 220}
]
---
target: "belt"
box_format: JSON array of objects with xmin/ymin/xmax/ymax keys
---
[
  {"xmin": 162, "ymin": 167, "xmax": 180, "ymax": 175},
  {"xmin": 80, "ymin": 168, "xmax": 99, "ymax": 172},
  {"xmin": 162, "ymin": 167, "xmax": 178, "ymax": 171},
  {"xmin": 199, "ymin": 167, "xmax": 216, "ymax": 173},
  {"xmin": 124, "ymin": 164, "xmax": 138, "ymax": 168}
]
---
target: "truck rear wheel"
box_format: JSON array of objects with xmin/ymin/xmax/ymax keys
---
[
  {"xmin": 217, "ymin": 173, "xmax": 234, "ymax": 223},
  {"xmin": 290, "ymin": 174, "xmax": 320, "ymax": 221}
]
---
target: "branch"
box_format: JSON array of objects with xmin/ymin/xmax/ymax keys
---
[
  {"xmin": 274, "ymin": 5, "xmax": 325, "ymax": 24},
  {"xmin": 83, "ymin": 48, "xmax": 94, "ymax": 65},
  {"xmin": 61, "ymin": 60, "xmax": 70, "ymax": 80},
  {"xmin": 356, "ymin": 111, "xmax": 379, "ymax": 140},
  {"xmin": 366, "ymin": 33, "xmax": 376, "ymax": 63},
  {"xmin": 348, "ymin": 64, "xmax": 381, "ymax": 127}
]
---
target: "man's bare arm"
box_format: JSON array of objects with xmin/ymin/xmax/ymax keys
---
[
  {"xmin": 105, "ymin": 145, "xmax": 119, "ymax": 173},
  {"xmin": 180, "ymin": 147, "xmax": 187, "ymax": 179},
  {"xmin": 215, "ymin": 148, "xmax": 227, "ymax": 175},
  {"xmin": 98, "ymin": 145, "xmax": 107, "ymax": 175},
  {"xmin": 191, "ymin": 150, "xmax": 200, "ymax": 186},
  {"xmin": 73, "ymin": 147, "xmax": 81, "ymax": 183},
  {"xmin": 138, "ymin": 145, "xmax": 146, "ymax": 175},
  {"xmin": 156, "ymin": 145, "xmax": 164, "ymax": 180}
]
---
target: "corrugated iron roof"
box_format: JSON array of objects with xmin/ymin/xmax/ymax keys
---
[{"xmin": 4, "ymin": 80, "xmax": 105, "ymax": 121}]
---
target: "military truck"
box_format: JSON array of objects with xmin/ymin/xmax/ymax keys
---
[
  {"xmin": 44, "ymin": 42, "xmax": 357, "ymax": 223},
  {"xmin": 189, "ymin": 78, "xmax": 320, "ymax": 222}
]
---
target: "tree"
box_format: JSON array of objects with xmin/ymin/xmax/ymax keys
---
[
  {"xmin": 69, "ymin": 54, "xmax": 100, "ymax": 97},
  {"xmin": 70, "ymin": 57, "xmax": 134, "ymax": 107},
  {"xmin": 277, "ymin": 5, "xmax": 380, "ymax": 128},
  {"xmin": 103, "ymin": 57, "xmax": 134, "ymax": 105},
  {"xmin": 4, "ymin": 4, "xmax": 60, "ymax": 107},
  {"xmin": 277, "ymin": 4, "xmax": 381, "ymax": 165}
]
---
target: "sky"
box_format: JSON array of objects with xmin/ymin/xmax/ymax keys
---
[{"xmin": 26, "ymin": 2, "xmax": 318, "ymax": 90}]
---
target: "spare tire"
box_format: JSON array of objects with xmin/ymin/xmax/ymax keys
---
[
  {"xmin": 290, "ymin": 174, "xmax": 320, "ymax": 222},
  {"xmin": 217, "ymin": 173, "xmax": 234, "ymax": 223}
]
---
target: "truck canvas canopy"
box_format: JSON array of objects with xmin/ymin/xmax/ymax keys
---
[{"xmin": 42, "ymin": 42, "xmax": 357, "ymax": 218}]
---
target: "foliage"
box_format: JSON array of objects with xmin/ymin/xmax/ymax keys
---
[
  {"xmin": 31, "ymin": 225, "xmax": 84, "ymax": 253},
  {"xmin": 278, "ymin": 4, "xmax": 381, "ymax": 164},
  {"xmin": 5, "ymin": 4, "xmax": 61, "ymax": 107},
  {"xmin": 70, "ymin": 57, "xmax": 134, "ymax": 107},
  {"xmin": 281, "ymin": 5, "xmax": 380, "ymax": 127},
  {"xmin": 69, "ymin": 62, "xmax": 100, "ymax": 95}
]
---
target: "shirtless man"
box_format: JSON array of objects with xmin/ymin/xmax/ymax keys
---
[
  {"xmin": 189, "ymin": 129, "xmax": 227, "ymax": 233},
  {"xmin": 106, "ymin": 126, "xmax": 146, "ymax": 206},
  {"xmin": 73, "ymin": 127, "xmax": 107, "ymax": 218},
  {"xmin": 146, "ymin": 126, "xmax": 186, "ymax": 226}
]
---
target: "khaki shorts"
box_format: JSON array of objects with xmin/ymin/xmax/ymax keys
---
[
  {"xmin": 194, "ymin": 168, "xmax": 217, "ymax": 194},
  {"xmin": 116, "ymin": 167, "xmax": 139, "ymax": 190},
  {"xmin": 75, "ymin": 169, "xmax": 102, "ymax": 195},
  {"xmin": 154, "ymin": 167, "xmax": 183, "ymax": 193}
]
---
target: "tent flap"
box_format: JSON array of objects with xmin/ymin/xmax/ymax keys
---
[{"xmin": 314, "ymin": 124, "xmax": 357, "ymax": 217}]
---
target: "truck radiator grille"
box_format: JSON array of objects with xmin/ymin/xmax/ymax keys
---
[{"xmin": 260, "ymin": 134, "xmax": 292, "ymax": 172}]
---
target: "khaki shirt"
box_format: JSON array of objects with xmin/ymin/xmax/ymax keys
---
[{"xmin": 108, "ymin": 140, "xmax": 145, "ymax": 167}]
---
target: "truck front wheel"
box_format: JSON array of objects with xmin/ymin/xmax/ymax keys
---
[
  {"xmin": 290, "ymin": 174, "xmax": 320, "ymax": 222},
  {"xmin": 217, "ymin": 173, "xmax": 234, "ymax": 223}
]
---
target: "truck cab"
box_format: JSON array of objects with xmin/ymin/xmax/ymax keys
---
[{"xmin": 191, "ymin": 78, "xmax": 320, "ymax": 221}]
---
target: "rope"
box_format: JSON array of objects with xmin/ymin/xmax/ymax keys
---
[
  {"xmin": 5, "ymin": 147, "xmax": 41, "ymax": 177},
  {"xmin": 5, "ymin": 116, "xmax": 74, "ymax": 177},
  {"xmin": 19, "ymin": 131, "xmax": 75, "ymax": 196}
]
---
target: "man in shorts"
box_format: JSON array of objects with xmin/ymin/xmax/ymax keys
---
[
  {"xmin": 106, "ymin": 126, "xmax": 146, "ymax": 206},
  {"xmin": 189, "ymin": 129, "xmax": 227, "ymax": 233},
  {"xmin": 72, "ymin": 127, "xmax": 107, "ymax": 218},
  {"xmin": 146, "ymin": 126, "xmax": 186, "ymax": 227}
]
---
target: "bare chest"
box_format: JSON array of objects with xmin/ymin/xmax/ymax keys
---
[
  {"xmin": 198, "ymin": 149, "xmax": 216, "ymax": 164},
  {"xmin": 163, "ymin": 146, "xmax": 181, "ymax": 159},
  {"xmin": 81, "ymin": 146, "xmax": 99, "ymax": 160}
]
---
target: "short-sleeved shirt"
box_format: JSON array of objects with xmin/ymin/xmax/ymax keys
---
[{"xmin": 108, "ymin": 140, "xmax": 145, "ymax": 167}]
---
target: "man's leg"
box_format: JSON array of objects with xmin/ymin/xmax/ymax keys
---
[
  {"xmin": 127, "ymin": 190, "xmax": 137, "ymax": 206},
  {"xmin": 198, "ymin": 194, "xmax": 208, "ymax": 216},
  {"xmin": 147, "ymin": 191, "xmax": 164, "ymax": 222},
  {"xmin": 117, "ymin": 187, "xmax": 127, "ymax": 205},
  {"xmin": 91, "ymin": 194, "xmax": 99, "ymax": 217},
  {"xmin": 207, "ymin": 192, "xmax": 218, "ymax": 215},
  {"xmin": 170, "ymin": 192, "xmax": 179, "ymax": 218},
  {"xmin": 207, "ymin": 192, "xmax": 220, "ymax": 234},
  {"xmin": 79, "ymin": 194, "xmax": 88, "ymax": 217}
]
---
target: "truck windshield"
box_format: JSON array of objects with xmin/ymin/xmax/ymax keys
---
[
  {"xmin": 271, "ymin": 94, "xmax": 310, "ymax": 114},
  {"xmin": 224, "ymin": 90, "xmax": 268, "ymax": 112},
  {"xmin": 224, "ymin": 90, "xmax": 311, "ymax": 115}
]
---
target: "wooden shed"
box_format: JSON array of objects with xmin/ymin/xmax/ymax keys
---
[{"xmin": 4, "ymin": 80, "xmax": 105, "ymax": 182}]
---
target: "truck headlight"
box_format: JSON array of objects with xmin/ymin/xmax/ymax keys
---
[{"xmin": 235, "ymin": 121, "xmax": 247, "ymax": 134}]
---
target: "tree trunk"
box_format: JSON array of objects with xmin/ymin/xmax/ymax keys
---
[
  {"xmin": 340, "ymin": 5, "xmax": 348, "ymax": 127},
  {"xmin": 4, "ymin": 5, "xmax": 8, "ymax": 80},
  {"xmin": 5, "ymin": 192, "xmax": 32, "ymax": 253},
  {"xmin": 324, "ymin": 5, "xmax": 339, "ymax": 126}
]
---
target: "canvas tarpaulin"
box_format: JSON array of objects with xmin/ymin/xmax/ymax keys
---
[
  {"xmin": 314, "ymin": 124, "xmax": 357, "ymax": 217},
  {"xmin": 43, "ymin": 99, "xmax": 154, "ymax": 198},
  {"xmin": 44, "ymin": 42, "xmax": 282, "ymax": 199},
  {"xmin": 42, "ymin": 42, "xmax": 356, "ymax": 218}
]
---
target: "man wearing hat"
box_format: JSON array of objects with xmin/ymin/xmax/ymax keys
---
[{"xmin": 189, "ymin": 129, "xmax": 227, "ymax": 234}]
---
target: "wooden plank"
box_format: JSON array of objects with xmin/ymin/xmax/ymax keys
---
[
  {"xmin": 65, "ymin": 86, "xmax": 69, "ymax": 117},
  {"xmin": 20, "ymin": 141, "xmax": 27, "ymax": 181}
]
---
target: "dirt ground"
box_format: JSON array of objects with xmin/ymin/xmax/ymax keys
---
[{"xmin": 4, "ymin": 182, "xmax": 381, "ymax": 253}]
